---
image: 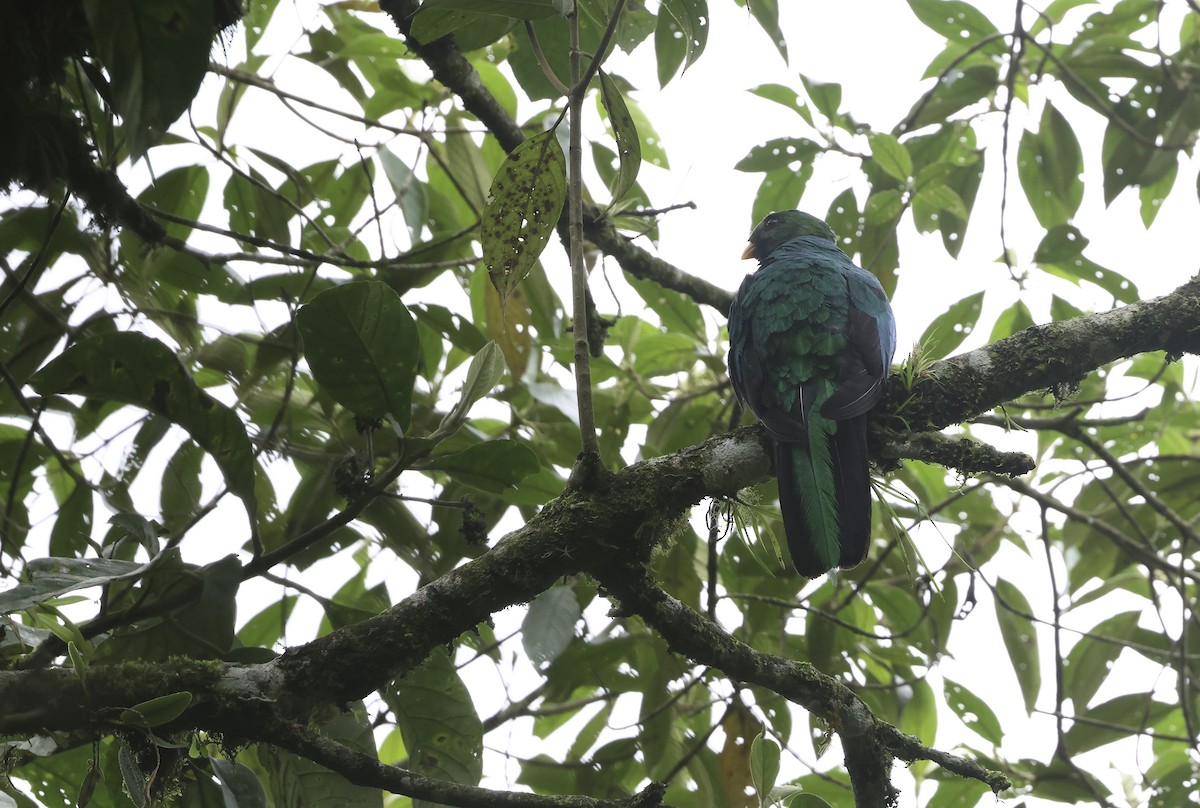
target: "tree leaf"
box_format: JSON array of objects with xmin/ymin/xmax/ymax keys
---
[
  {"xmin": 522, "ymin": 586, "xmax": 580, "ymax": 666},
  {"xmin": 29, "ymin": 333, "xmax": 258, "ymax": 522},
  {"xmin": 868, "ymin": 133, "xmax": 913, "ymax": 181},
  {"xmin": 598, "ymin": 71, "xmax": 642, "ymax": 208},
  {"xmin": 743, "ymin": 0, "xmax": 787, "ymax": 63},
  {"xmin": 387, "ymin": 648, "xmax": 483, "ymax": 802},
  {"xmin": 917, "ymin": 291, "xmax": 983, "ymax": 361},
  {"xmin": 655, "ymin": 0, "xmax": 709, "ymax": 85},
  {"xmin": 994, "ymin": 577, "xmax": 1041, "ymax": 714},
  {"xmin": 122, "ymin": 691, "xmax": 193, "ymax": 728},
  {"xmin": 1062, "ymin": 611, "xmax": 1140, "ymax": 709},
  {"xmin": 482, "ymin": 131, "xmax": 567, "ymax": 305},
  {"xmin": 1018, "ymin": 103, "xmax": 1084, "ymax": 228},
  {"xmin": 425, "ymin": 440, "xmax": 540, "ymax": 493},
  {"xmin": 297, "ymin": 281, "xmax": 421, "ymax": 426},
  {"xmin": 0, "ymin": 557, "xmax": 142, "ymax": 615},
  {"xmin": 902, "ymin": 65, "xmax": 997, "ymax": 130},
  {"xmin": 210, "ymin": 758, "xmax": 268, "ymax": 808},
  {"xmin": 943, "ymin": 678, "xmax": 1003, "ymax": 746},
  {"xmin": 82, "ymin": 0, "xmax": 215, "ymax": 157},
  {"xmin": 378, "ymin": 148, "xmax": 429, "ymax": 238},
  {"xmin": 437, "ymin": 341, "xmax": 506, "ymax": 437},
  {"xmin": 750, "ymin": 733, "xmax": 781, "ymax": 802}
]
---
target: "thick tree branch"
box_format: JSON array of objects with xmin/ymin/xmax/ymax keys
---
[
  {"xmin": 883, "ymin": 273, "xmax": 1200, "ymax": 432},
  {"xmin": 3, "ymin": 276, "xmax": 1195, "ymax": 799}
]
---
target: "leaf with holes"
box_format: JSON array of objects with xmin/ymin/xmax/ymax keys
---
[
  {"xmin": 297, "ymin": 282, "xmax": 421, "ymax": 427},
  {"xmin": 916, "ymin": 291, "xmax": 984, "ymax": 361},
  {"xmin": 482, "ymin": 131, "xmax": 567, "ymax": 305},
  {"xmin": 386, "ymin": 648, "xmax": 483, "ymax": 804}
]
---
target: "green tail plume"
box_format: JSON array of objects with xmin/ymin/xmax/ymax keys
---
[{"xmin": 776, "ymin": 413, "xmax": 840, "ymax": 577}]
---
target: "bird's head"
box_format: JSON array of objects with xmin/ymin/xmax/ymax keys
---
[{"xmin": 741, "ymin": 210, "xmax": 838, "ymax": 261}]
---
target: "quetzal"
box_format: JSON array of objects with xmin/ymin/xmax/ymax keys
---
[{"xmin": 727, "ymin": 210, "xmax": 896, "ymax": 577}]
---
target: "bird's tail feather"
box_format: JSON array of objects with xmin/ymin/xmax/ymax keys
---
[
  {"xmin": 776, "ymin": 414, "xmax": 839, "ymax": 577},
  {"xmin": 776, "ymin": 414, "xmax": 872, "ymax": 577}
]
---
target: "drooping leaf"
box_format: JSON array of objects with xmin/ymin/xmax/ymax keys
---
[
  {"xmin": 482, "ymin": 130, "xmax": 567, "ymax": 305},
  {"xmin": 994, "ymin": 578, "xmax": 1042, "ymax": 714},
  {"xmin": 30, "ymin": 333, "xmax": 258, "ymax": 522},
  {"xmin": 82, "ymin": 0, "xmax": 215, "ymax": 157},
  {"xmin": 654, "ymin": 0, "xmax": 709, "ymax": 86},
  {"xmin": 296, "ymin": 282, "xmax": 421, "ymax": 427},
  {"xmin": 1017, "ymin": 103, "xmax": 1084, "ymax": 228},
  {"xmin": 598, "ymin": 71, "xmax": 642, "ymax": 208},
  {"xmin": 522, "ymin": 586, "xmax": 580, "ymax": 666}
]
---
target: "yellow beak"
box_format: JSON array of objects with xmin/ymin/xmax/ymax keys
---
[{"xmin": 741, "ymin": 243, "xmax": 755, "ymax": 260}]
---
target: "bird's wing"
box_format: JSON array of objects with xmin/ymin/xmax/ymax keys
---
[{"xmin": 820, "ymin": 262, "xmax": 896, "ymax": 420}]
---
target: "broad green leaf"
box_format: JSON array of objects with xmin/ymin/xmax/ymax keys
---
[
  {"xmin": 210, "ymin": 758, "xmax": 267, "ymax": 808},
  {"xmin": 868, "ymin": 133, "xmax": 913, "ymax": 181},
  {"xmin": 1062, "ymin": 611, "xmax": 1140, "ymax": 709},
  {"xmin": 916, "ymin": 291, "xmax": 984, "ymax": 361},
  {"xmin": 1017, "ymin": 104, "xmax": 1084, "ymax": 228},
  {"xmin": 988, "ymin": 300, "xmax": 1035, "ymax": 341},
  {"xmin": 943, "ymin": 678, "xmax": 1003, "ymax": 746},
  {"xmin": 160, "ymin": 441, "xmax": 203, "ymax": 533},
  {"xmin": 522, "ymin": 586, "xmax": 580, "ymax": 666},
  {"xmin": 902, "ymin": 65, "xmax": 998, "ymax": 131},
  {"xmin": 906, "ymin": 1, "xmax": 1001, "ymax": 43},
  {"xmin": 751, "ymin": 167, "xmax": 813, "ymax": 228},
  {"xmin": 735, "ymin": 137, "xmax": 821, "ymax": 173},
  {"xmin": 799, "ymin": 75, "xmax": 842, "ymax": 120},
  {"xmin": 122, "ymin": 691, "xmax": 193, "ymax": 728},
  {"xmin": 30, "ymin": 333, "xmax": 258, "ymax": 522},
  {"xmin": 994, "ymin": 577, "xmax": 1041, "ymax": 714},
  {"xmin": 414, "ymin": 0, "xmax": 560, "ymax": 21},
  {"xmin": 387, "ymin": 648, "xmax": 483, "ymax": 802},
  {"xmin": 223, "ymin": 170, "xmax": 294, "ymax": 245},
  {"xmin": 750, "ymin": 733, "xmax": 781, "ymax": 803},
  {"xmin": 898, "ymin": 678, "xmax": 937, "ymax": 744},
  {"xmin": 296, "ymin": 282, "xmax": 421, "ymax": 426},
  {"xmin": 1063, "ymin": 693, "xmax": 1174, "ymax": 754},
  {"xmin": 425, "ymin": 440, "xmax": 540, "ymax": 493},
  {"xmin": 742, "ymin": 0, "xmax": 787, "ymax": 63},
  {"xmin": 137, "ymin": 166, "xmax": 210, "ymax": 240},
  {"xmin": 257, "ymin": 704, "xmax": 382, "ymax": 808},
  {"xmin": 654, "ymin": 0, "xmax": 709, "ymax": 86},
  {"xmin": 749, "ymin": 83, "xmax": 812, "ymax": 124},
  {"xmin": 82, "ymin": 0, "xmax": 214, "ymax": 157},
  {"xmin": 598, "ymin": 70, "xmax": 642, "ymax": 208},
  {"xmin": 482, "ymin": 130, "xmax": 567, "ymax": 305},
  {"xmin": 1139, "ymin": 159, "xmax": 1177, "ymax": 227}
]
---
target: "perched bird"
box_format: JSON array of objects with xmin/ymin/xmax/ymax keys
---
[{"xmin": 727, "ymin": 210, "xmax": 896, "ymax": 577}]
